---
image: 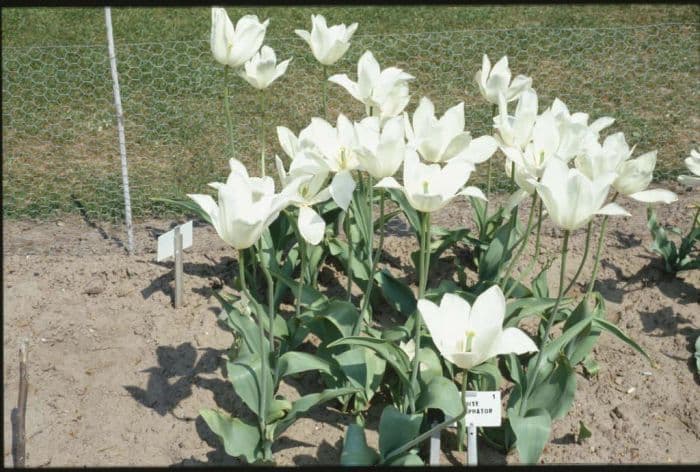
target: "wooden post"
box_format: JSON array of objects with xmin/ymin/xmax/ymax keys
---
[
  {"xmin": 174, "ymin": 226, "xmax": 183, "ymax": 308},
  {"xmin": 14, "ymin": 339, "xmax": 28, "ymax": 468}
]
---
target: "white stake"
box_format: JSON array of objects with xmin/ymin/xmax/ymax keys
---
[
  {"xmin": 467, "ymin": 422, "xmax": 477, "ymax": 466},
  {"xmin": 429, "ymin": 421, "xmax": 440, "ymax": 465},
  {"xmin": 104, "ymin": 7, "xmax": 135, "ymax": 255},
  {"xmin": 174, "ymin": 226, "xmax": 183, "ymax": 308}
]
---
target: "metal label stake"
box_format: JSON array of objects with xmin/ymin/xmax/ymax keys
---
[
  {"xmin": 467, "ymin": 422, "xmax": 477, "ymax": 466},
  {"xmin": 174, "ymin": 227, "xmax": 183, "ymax": 308},
  {"xmin": 156, "ymin": 221, "xmax": 193, "ymax": 309},
  {"xmin": 429, "ymin": 420, "xmax": 440, "ymax": 465}
]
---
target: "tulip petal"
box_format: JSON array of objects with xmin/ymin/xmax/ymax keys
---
[
  {"xmin": 418, "ymin": 298, "xmax": 464, "ymax": 366},
  {"xmin": 489, "ymin": 327, "xmax": 538, "ymax": 359},
  {"xmin": 678, "ymin": 174, "xmax": 700, "ymax": 186},
  {"xmin": 470, "ymin": 285, "xmax": 506, "ymax": 332},
  {"xmin": 459, "ymin": 186, "xmax": 487, "ymax": 201},
  {"xmin": 459, "ymin": 135, "xmax": 499, "ymax": 164},
  {"xmin": 589, "ymin": 116, "xmax": 615, "ymax": 134},
  {"xmin": 328, "ymin": 74, "xmax": 362, "ymax": 102},
  {"xmin": 595, "ymin": 202, "xmax": 631, "ymax": 217},
  {"xmin": 294, "ymin": 29, "xmax": 312, "ymax": 46},
  {"xmin": 330, "ymin": 170, "xmax": 355, "ymax": 211},
  {"xmin": 628, "ymin": 188, "xmax": 678, "ymax": 204},
  {"xmin": 374, "ymin": 176, "xmax": 402, "ymax": 189},
  {"xmin": 438, "ymin": 293, "xmax": 472, "ymax": 334},
  {"xmin": 449, "ymin": 352, "xmax": 482, "ymax": 370},
  {"xmin": 298, "ymin": 206, "xmax": 326, "ymax": 245}
]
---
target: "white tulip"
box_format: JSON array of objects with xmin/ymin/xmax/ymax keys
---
[
  {"xmin": 493, "ymin": 88, "xmax": 538, "ymax": 150},
  {"xmin": 475, "ymin": 55, "xmax": 532, "ymax": 105},
  {"xmin": 296, "ymin": 115, "xmax": 359, "ymax": 211},
  {"xmin": 576, "ymin": 133, "xmax": 678, "ymax": 204},
  {"xmin": 188, "ymin": 159, "xmax": 300, "ymax": 249},
  {"xmin": 210, "ymin": 9, "xmax": 269, "ymax": 68},
  {"xmin": 354, "ymin": 115, "xmax": 406, "ymax": 179},
  {"xmin": 275, "ymin": 154, "xmax": 333, "ymax": 245},
  {"xmin": 530, "ymin": 158, "xmax": 630, "ymax": 231},
  {"xmin": 679, "ymin": 148, "xmax": 700, "ymax": 186},
  {"xmin": 294, "ymin": 14, "xmax": 358, "ymax": 66},
  {"xmin": 238, "ymin": 46, "xmax": 291, "ymax": 90},
  {"xmin": 328, "ymin": 51, "xmax": 414, "ymax": 120},
  {"xmin": 548, "ymin": 98, "xmax": 614, "ymax": 162},
  {"xmin": 375, "ymin": 149, "xmax": 485, "ymax": 213},
  {"xmin": 404, "ymin": 97, "xmax": 498, "ymax": 165},
  {"xmin": 418, "ymin": 286, "xmax": 538, "ymax": 370}
]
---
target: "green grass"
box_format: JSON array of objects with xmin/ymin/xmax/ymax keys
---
[{"xmin": 2, "ymin": 6, "xmax": 699, "ymax": 221}]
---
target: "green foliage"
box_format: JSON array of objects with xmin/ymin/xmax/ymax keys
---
[{"xmin": 647, "ymin": 206, "xmax": 700, "ymax": 273}]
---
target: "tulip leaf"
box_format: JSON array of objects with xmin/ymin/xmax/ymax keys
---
[
  {"xmin": 276, "ymin": 351, "xmax": 340, "ymax": 381},
  {"xmin": 526, "ymin": 357, "xmax": 577, "ymax": 420},
  {"xmin": 505, "ymin": 297, "xmax": 558, "ymax": 327},
  {"xmin": 227, "ymin": 354, "xmax": 273, "ymax": 419},
  {"xmin": 591, "ymin": 316, "xmax": 651, "ymax": 363},
  {"xmin": 374, "ymin": 269, "xmax": 416, "ymax": 317},
  {"xmin": 531, "ymin": 267, "xmax": 550, "ymax": 298},
  {"xmin": 378, "ymin": 405, "xmax": 424, "ymax": 459},
  {"xmin": 470, "ymin": 361, "xmax": 504, "ymax": 391},
  {"xmin": 312, "ymin": 300, "xmax": 360, "ymax": 342},
  {"xmin": 374, "ymin": 208, "xmax": 402, "ymax": 230},
  {"xmin": 385, "ymin": 451, "xmax": 424, "ymax": 465},
  {"xmin": 508, "ymin": 407, "xmax": 552, "ymax": 465},
  {"xmin": 199, "ymin": 409, "xmax": 262, "ymax": 463},
  {"xmin": 151, "ymin": 196, "xmax": 212, "ymax": 225},
  {"xmin": 416, "ymin": 345, "xmax": 444, "ymax": 387},
  {"xmin": 505, "ymin": 353, "xmax": 526, "ymax": 389},
  {"xmin": 341, "ymin": 424, "xmax": 380, "ymax": 466},
  {"xmin": 333, "ymin": 347, "xmax": 386, "ymax": 403},
  {"xmin": 415, "ymin": 375, "xmax": 462, "ymax": 418},
  {"xmin": 328, "ymin": 336, "xmax": 412, "ymax": 388},
  {"xmin": 273, "ymin": 386, "xmax": 362, "ymax": 439},
  {"xmin": 267, "ymin": 264, "xmax": 327, "ymax": 309},
  {"xmin": 479, "ymin": 222, "xmax": 515, "ymax": 282},
  {"xmin": 214, "ymin": 291, "xmax": 265, "ymax": 355},
  {"xmin": 563, "ymin": 295, "xmax": 604, "ymax": 365},
  {"xmin": 578, "ymin": 420, "xmax": 592, "ymax": 442}
]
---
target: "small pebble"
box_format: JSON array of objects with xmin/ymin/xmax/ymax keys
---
[
  {"xmin": 626, "ymin": 387, "xmax": 636, "ymax": 394},
  {"xmin": 641, "ymin": 371, "xmax": 652, "ymax": 376}
]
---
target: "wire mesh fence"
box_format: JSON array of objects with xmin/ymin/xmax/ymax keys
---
[{"xmin": 2, "ymin": 13, "xmax": 698, "ymax": 224}]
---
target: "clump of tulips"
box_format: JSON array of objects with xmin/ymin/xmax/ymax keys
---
[{"xmin": 178, "ymin": 8, "xmax": 677, "ymax": 464}]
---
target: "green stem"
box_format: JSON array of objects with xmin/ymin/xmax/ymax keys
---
[
  {"xmin": 380, "ymin": 369, "xmax": 469, "ymax": 465},
  {"xmin": 322, "ymin": 65, "xmax": 328, "ymax": 119},
  {"xmin": 484, "ymin": 103, "xmax": 497, "ymax": 215},
  {"xmin": 409, "ymin": 211, "xmax": 431, "ymax": 413},
  {"xmin": 518, "ymin": 230, "xmax": 569, "ymax": 416},
  {"xmin": 500, "ymin": 193, "xmax": 538, "ymax": 290},
  {"xmin": 585, "ymin": 192, "xmax": 618, "ymax": 300},
  {"xmin": 505, "ymin": 197, "xmax": 544, "ymax": 298},
  {"xmin": 259, "ymin": 90, "xmax": 266, "ymax": 177},
  {"xmin": 457, "ymin": 369, "xmax": 468, "ymax": 452},
  {"xmin": 238, "ymin": 249, "xmax": 267, "ymax": 441},
  {"xmin": 345, "ymin": 207, "xmax": 354, "ymax": 302},
  {"xmin": 296, "ymin": 238, "xmax": 305, "ymax": 318},
  {"xmin": 563, "ymin": 221, "xmax": 593, "ymax": 296},
  {"xmin": 260, "ymin": 260, "xmax": 276, "ymax": 364},
  {"xmin": 223, "ymin": 66, "xmax": 236, "ymax": 159},
  {"xmin": 357, "ymin": 177, "xmax": 378, "ymax": 334}
]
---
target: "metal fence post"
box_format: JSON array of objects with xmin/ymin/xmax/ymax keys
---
[{"xmin": 104, "ymin": 7, "xmax": 135, "ymax": 255}]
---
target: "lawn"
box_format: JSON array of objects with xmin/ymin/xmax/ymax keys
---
[{"xmin": 2, "ymin": 5, "xmax": 698, "ymax": 221}]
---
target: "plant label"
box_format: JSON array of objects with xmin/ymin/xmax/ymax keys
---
[
  {"xmin": 464, "ymin": 390, "xmax": 501, "ymax": 427},
  {"xmin": 157, "ymin": 221, "xmax": 193, "ymax": 262},
  {"xmin": 449, "ymin": 390, "xmax": 502, "ymax": 428}
]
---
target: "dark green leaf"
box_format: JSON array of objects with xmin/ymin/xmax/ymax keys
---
[
  {"xmin": 341, "ymin": 424, "xmax": 380, "ymax": 466},
  {"xmin": 415, "ymin": 375, "xmax": 462, "ymax": 418},
  {"xmin": 592, "ymin": 317, "xmax": 651, "ymax": 363},
  {"xmin": 227, "ymin": 354, "xmax": 272, "ymax": 419},
  {"xmin": 378, "ymin": 406, "xmax": 424, "ymax": 458},
  {"xmin": 328, "ymin": 336, "xmax": 412, "ymax": 388},
  {"xmin": 199, "ymin": 409, "xmax": 262, "ymax": 463},
  {"xmin": 276, "ymin": 351, "xmax": 339, "ymax": 380},
  {"xmin": 374, "ymin": 269, "xmax": 416, "ymax": 317},
  {"xmin": 152, "ymin": 196, "xmax": 212, "ymax": 224},
  {"xmin": 526, "ymin": 357, "xmax": 577, "ymax": 420},
  {"xmin": 508, "ymin": 407, "xmax": 552, "ymax": 465},
  {"xmin": 578, "ymin": 420, "xmax": 592, "ymax": 442}
]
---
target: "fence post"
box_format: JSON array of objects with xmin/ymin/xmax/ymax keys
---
[{"xmin": 104, "ymin": 7, "xmax": 135, "ymax": 255}]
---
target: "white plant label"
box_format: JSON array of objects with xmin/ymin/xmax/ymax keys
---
[
  {"xmin": 450, "ymin": 390, "xmax": 502, "ymax": 428},
  {"xmin": 157, "ymin": 221, "xmax": 193, "ymax": 262}
]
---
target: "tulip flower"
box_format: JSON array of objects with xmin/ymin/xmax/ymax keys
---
[
  {"xmin": 329, "ymin": 51, "xmax": 414, "ymax": 120},
  {"xmin": 679, "ymin": 148, "xmax": 700, "ymax": 186},
  {"xmin": 188, "ymin": 159, "xmax": 300, "ymax": 249},
  {"xmin": 275, "ymin": 153, "xmax": 333, "ymax": 245},
  {"xmin": 493, "ymin": 88, "xmax": 538, "ymax": 150},
  {"xmin": 530, "ymin": 158, "xmax": 630, "ymax": 231},
  {"xmin": 210, "ymin": 8, "xmax": 269, "ymax": 68},
  {"xmin": 354, "ymin": 115, "xmax": 406, "ymax": 179},
  {"xmin": 295, "ymin": 115, "xmax": 359, "ymax": 211},
  {"xmin": 576, "ymin": 133, "xmax": 678, "ymax": 204},
  {"xmin": 418, "ymin": 286, "xmax": 538, "ymax": 370},
  {"xmin": 294, "ymin": 14, "xmax": 358, "ymax": 66},
  {"xmin": 238, "ymin": 46, "xmax": 291, "ymax": 90},
  {"xmin": 375, "ymin": 149, "xmax": 485, "ymax": 213},
  {"xmin": 403, "ymin": 97, "xmax": 497, "ymax": 164},
  {"xmin": 475, "ymin": 55, "xmax": 532, "ymax": 105}
]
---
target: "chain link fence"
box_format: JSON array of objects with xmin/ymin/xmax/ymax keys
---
[{"xmin": 2, "ymin": 14, "xmax": 698, "ymax": 224}]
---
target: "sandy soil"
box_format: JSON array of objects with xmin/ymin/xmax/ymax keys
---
[{"xmin": 3, "ymin": 181, "xmax": 699, "ymax": 466}]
